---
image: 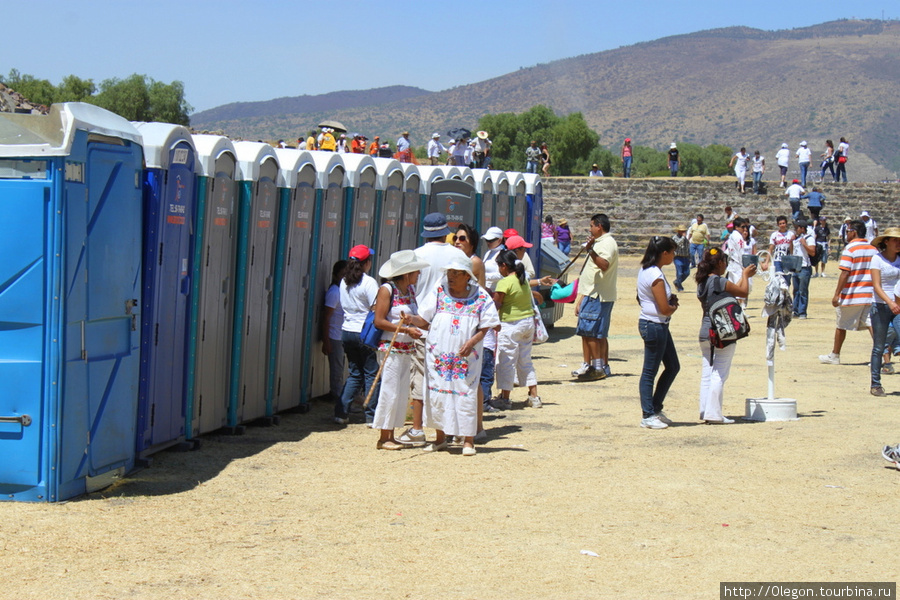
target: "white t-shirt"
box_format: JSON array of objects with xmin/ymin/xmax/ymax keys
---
[
  {"xmin": 796, "ymin": 147, "xmax": 812, "ymax": 164},
  {"xmin": 776, "ymin": 148, "xmax": 790, "ymax": 167},
  {"xmin": 872, "ymin": 254, "xmax": 900, "ymax": 304},
  {"xmin": 733, "ymin": 152, "xmax": 750, "ymax": 171},
  {"xmin": 792, "ymin": 233, "xmax": 815, "ymax": 268},
  {"xmin": 752, "ymin": 155, "xmax": 764, "ymax": 172},
  {"xmin": 637, "ymin": 265, "xmax": 671, "ymax": 324},
  {"xmin": 339, "ymin": 274, "xmax": 379, "ymax": 333},
  {"xmin": 864, "ymin": 219, "xmax": 878, "ymax": 242},
  {"xmin": 893, "ymin": 279, "xmax": 900, "ymax": 301},
  {"xmin": 324, "ymin": 283, "xmax": 343, "ymax": 340},
  {"xmin": 838, "ymin": 141, "xmax": 849, "ymax": 157},
  {"xmin": 769, "ymin": 230, "xmax": 795, "ymax": 259},
  {"xmin": 414, "ymin": 242, "xmax": 468, "ymax": 303}
]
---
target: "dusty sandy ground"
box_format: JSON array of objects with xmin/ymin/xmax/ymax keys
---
[{"xmin": 2, "ymin": 257, "xmax": 898, "ymax": 600}]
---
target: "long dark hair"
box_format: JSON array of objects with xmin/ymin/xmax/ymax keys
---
[
  {"xmin": 456, "ymin": 223, "xmax": 480, "ymax": 256},
  {"xmin": 694, "ymin": 246, "xmax": 727, "ymax": 285},
  {"xmin": 640, "ymin": 235, "xmax": 677, "ymax": 269},
  {"xmin": 343, "ymin": 257, "xmax": 370, "ymax": 287},
  {"xmin": 497, "ymin": 249, "xmax": 526, "ymax": 285}
]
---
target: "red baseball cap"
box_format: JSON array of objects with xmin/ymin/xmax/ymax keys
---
[
  {"xmin": 506, "ymin": 235, "xmax": 533, "ymax": 250},
  {"xmin": 348, "ymin": 245, "xmax": 374, "ymax": 261},
  {"xmin": 503, "ymin": 228, "xmax": 519, "ymax": 238}
]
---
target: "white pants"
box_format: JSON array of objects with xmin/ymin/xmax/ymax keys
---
[
  {"xmin": 698, "ymin": 342, "xmax": 736, "ymax": 421},
  {"xmin": 497, "ymin": 317, "xmax": 537, "ymax": 391},
  {"xmin": 372, "ymin": 352, "xmax": 412, "ymax": 430}
]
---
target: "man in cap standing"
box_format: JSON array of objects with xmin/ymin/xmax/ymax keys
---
[
  {"xmin": 525, "ymin": 141, "xmax": 541, "ymax": 174},
  {"xmin": 427, "ymin": 133, "xmax": 445, "ymax": 165},
  {"xmin": 796, "ymin": 141, "xmax": 812, "ymax": 187}
]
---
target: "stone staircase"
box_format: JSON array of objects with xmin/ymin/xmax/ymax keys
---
[{"xmin": 543, "ymin": 177, "xmax": 899, "ymax": 254}]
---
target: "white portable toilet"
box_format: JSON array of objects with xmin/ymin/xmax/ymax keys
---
[
  {"xmin": 399, "ymin": 163, "xmax": 422, "ymax": 251},
  {"xmin": 372, "ymin": 156, "xmax": 404, "ymax": 267},
  {"xmin": 489, "ymin": 170, "xmax": 511, "ymax": 230}
]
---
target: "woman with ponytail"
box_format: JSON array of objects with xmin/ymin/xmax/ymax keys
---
[
  {"xmin": 636, "ymin": 236, "xmax": 680, "ymax": 429},
  {"xmin": 493, "ymin": 250, "xmax": 542, "ymax": 409}
]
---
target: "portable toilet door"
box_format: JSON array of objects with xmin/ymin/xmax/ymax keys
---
[
  {"xmin": 373, "ymin": 157, "xmax": 403, "ymax": 268},
  {"xmin": 304, "ymin": 152, "xmax": 346, "ymax": 401},
  {"xmin": 523, "ymin": 173, "xmax": 544, "ymax": 276},
  {"xmin": 509, "ymin": 172, "xmax": 527, "ymax": 235},
  {"xmin": 471, "ymin": 169, "xmax": 494, "ymax": 237},
  {"xmin": 228, "ymin": 142, "xmax": 280, "ymax": 429},
  {"xmin": 0, "ymin": 103, "xmax": 143, "ymax": 501},
  {"xmin": 269, "ymin": 148, "xmax": 316, "ymax": 414},
  {"xmin": 341, "ymin": 153, "xmax": 377, "ymax": 256},
  {"xmin": 399, "ymin": 164, "xmax": 421, "ymax": 252},
  {"xmin": 186, "ymin": 135, "xmax": 238, "ymax": 438},
  {"xmin": 489, "ymin": 170, "xmax": 511, "ymax": 230},
  {"xmin": 415, "ymin": 165, "xmax": 446, "ymax": 226},
  {"xmin": 133, "ymin": 123, "xmax": 197, "ymax": 458},
  {"xmin": 429, "ymin": 176, "xmax": 477, "ymax": 231}
]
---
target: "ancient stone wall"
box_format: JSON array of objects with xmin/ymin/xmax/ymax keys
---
[{"xmin": 543, "ymin": 178, "xmax": 899, "ymax": 254}]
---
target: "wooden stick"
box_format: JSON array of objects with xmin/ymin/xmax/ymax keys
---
[
  {"xmin": 556, "ymin": 241, "xmax": 589, "ymax": 279},
  {"xmin": 364, "ymin": 316, "xmax": 408, "ymax": 407}
]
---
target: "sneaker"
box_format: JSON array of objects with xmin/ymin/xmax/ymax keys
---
[
  {"xmin": 483, "ymin": 403, "xmax": 501, "ymax": 414},
  {"xmin": 527, "ymin": 395, "xmax": 543, "ymax": 408},
  {"xmin": 882, "ymin": 364, "xmax": 895, "ymax": 375},
  {"xmin": 397, "ymin": 427, "xmax": 426, "ymax": 446},
  {"xmin": 333, "ymin": 416, "xmax": 349, "ymax": 425},
  {"xmin": 489, "ymin": 396, "xmax": 512, "ymax": 410},
  {"xmin": 462, "ymin": 446, "xmax": 476, "ymax": 456},
  {"xmin": 423, "ymin": 440, "xmax": 448, "ymax": 452},
  {"xmin": 640, "ymin": 415, "xmax": 668, "ymax": 429},
  {"xmin": 474, "ymin": 430, "xmax": 488, "ymax": 444},
  {"xmin": 882, "ymin": 444, "xmax": 900, "ymax": 463},
  {"xmin": 704, "ymin": 417, "xmax": 735, "ymax": 424},
  {"xmin": 577, "ymin": 367, "xmax": 606, "ymax": 381},
  {"xmin": 602, "ymin": 364, "xmax": 612, "ymax": 377},
  {"xmin": 871, "ymin": 386, "xmax": 887, "ymax": 397},
  {"xmin": 819, "ymin": 353, "xmax": 840, "ymax": 365},
  {"xmin": 655, "ymin": 411, "xmax": 673, "ymax": 425},
  {"xmin": 571, "ymin": 362, "xmax": 591, "ymax": 377}
]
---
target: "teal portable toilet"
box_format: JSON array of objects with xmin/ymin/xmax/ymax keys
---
[
  {"xmin": 373, "ymin": 157, "xmax": 404, "ymax": 267},
  {"xmin": 414, "ymin": 166, "xmax": 446, "ymax": 231},
  {"xmin": 509, "ymin": 172, "xmax": 527, "ymax": 236},
  {"xmin": 305, "ymin": 152, "xmax": 346, "ymax": 401},
  {"xmin": 133, "ymin": 122, "xmax": 196, "ymax": 458},
  {"xmin": 229, "ymin": 142, "xmax": 280, "ymax": 429},
  {"xmin": 186, "ymin": 135, "xmax": 238, "ymax": 438},
  {"xmin": 472, "ymin": 168, "xmax": 494, "ymax": 237},
  {"xmin": 398, "ymin": 164, "xmax": 422, "ymax": 251},
  {"xmin": 341, "ymin": 153, "xmax": 377, "ymax": 256},
  {"xmin": 269, "ymin": 148, "xmax": 316, "ymax": 414},
  {"xmin": 0, "ymin": 103, "xmax": 143, "ymax": 501},
  {"xmin": 489, "ymin": 170, "xmax": 511, "ymax": 230}
]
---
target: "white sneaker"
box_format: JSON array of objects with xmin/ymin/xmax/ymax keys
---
[
  {"xmin": 640, "ymin": 415, "xmax": 668, "ymax": 429},
  {"xmin": 655, "ymin": 411, "xmax": 673, "ymax": 425},
  {"xmin": 527, "ymin": 395, "xmax": 542, "ymax": 408},
  {"xmin": 818, "ymin": 353, "xmax": 840, "ymax": 365},
  {"xmin": 571, "ymin": 362, "xmax": 591, "ymax": 377}
]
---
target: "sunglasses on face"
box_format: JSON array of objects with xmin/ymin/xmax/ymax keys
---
[{"xmin": 454, "ymin": 235, "xmax": 467, "ymax": 242}]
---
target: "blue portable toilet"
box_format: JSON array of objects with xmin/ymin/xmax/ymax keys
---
[
  {"xmin": 373, "ymin": 157, "xmax": 404, "ymax": 267},
  {"xmin": 523, "ymin": 173, "xmax": 544, "ymax": 275},
  {"xmin": 399, "ymin": 164, "xmax": 422, "ymax": 252},
  {"xmin": 414, "ymin": 166, "xmax": 447, "ymax": 225},
  {"xmin": 304, "ymin": 151, "xmax": 346, "ymax": 401},
  {"xmin": 133, "ymin": 122, "xmax": 197, "ymax": 458},
  {"xmin": 185, "ymin": 135, "xmax": 238, "ymax": 438},
  {"xmin": 508, "ymin": 172, "xmax": 527, "ymax": 238},
  {"xmin": 0, "ymin": 103, "xmax": 143, "ymax": 501},
  {"xmin": 229, "ymin": 142, "xmax": 280, "ymax": 429},
  {"xmin": 488, "ymin": 170, "xmax": 511, "ymax": 230},
  {"xmin": 341, "ymin": 153, "xmax": 378, "ymax": 256},
  {"xmin": 471, "ymin": 168, "xmax": 494, "ymax": 237},
  {"xmin": 269, "ymin": 148, "xmax": 316, "ymax": 414}
]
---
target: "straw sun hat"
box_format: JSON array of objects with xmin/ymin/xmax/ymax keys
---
[
  {"xmin": 871, "ymin": 227, "xmax": 900, "ymax": 248},
  {"xmin": 378, "ymin": 250, "xmax": 430, "ymax": 279}
]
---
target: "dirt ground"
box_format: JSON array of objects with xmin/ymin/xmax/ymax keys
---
[{"xmin": 2, "ymin": 257, "xmax": 898, "ymax": 600}]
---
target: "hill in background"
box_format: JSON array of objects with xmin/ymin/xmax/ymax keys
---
[{"xmin": 191, "ymin": 19, "xmax": 900, "ymax": 180}]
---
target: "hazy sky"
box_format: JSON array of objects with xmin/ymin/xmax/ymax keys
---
[{"xmin": 3, "ymin": 1, "xmax": 894, "ymax": 113}]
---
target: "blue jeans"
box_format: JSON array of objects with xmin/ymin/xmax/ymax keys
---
[
  {"xmin": 669, "ymin": 161, "xmax": 678, "ymax": 177},
  {"xmin": 557, "ymin": 240, "xmax": 571, "ymax": 255},
  {"xmin": 480, "ymin": 347, "xmax": 495, "ymax": 405},
  {"xmin": 673, "ymin": 256, "xmax": 690, "ymax": 291},
  {"xmin": 336, "ymin": 330, "xmax": 380, "ymax": 420},
  {"xmin": 623, "ymin": 156, "xmax": 632, "ymax": 178},
  {"xmin": 836, "ymin": 161, "xmax": 847, "ymax": 182},
  {"xmin": 526, "ymin": 160, "xmax": 538, "ymax": 173},
  {"xmin": 799, "ymin": 161, "xmax": 810, "ymax": 187},
  {"xmin": 791, "ymin": 266, "xmax": 812, "ymax": 317},
  {"xmin": 689, "ymin": 243, "xmax": 706, "ymax": 268},
  {"xmin": 752, "ymin": 171, "xmax": 762, "ymax": 193},
  {"xmin": 870, "ymin": 304, "xmax": 900, "ymax": 387},
  {"xmin": 638, "ymin": 319, "xmax": 680, "ymax": 418},
  {"xmin": 789, "ymin": 200, "xmax": 801, "ymax": 222}
]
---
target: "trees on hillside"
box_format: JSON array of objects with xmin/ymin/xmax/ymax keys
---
[{"xmin": 1, "ymin": 70, "xmax": 192, "ymax": 125}]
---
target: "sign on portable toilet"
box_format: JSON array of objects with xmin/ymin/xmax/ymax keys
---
[
  {"xmin": 229, "ymin": 142, "xmax": 280, "ymax": 430},
  {"xmin": 133, "ymin": 122, "xmax": 197, "ymax": 458},
  {"xmin": 373, "ymin": 157, "xmax": 404, "ymax": 267},
  {"xmin": 341, "ymin": 153, "xmax": 378, "ymax": 256},
  {"xmin": 430, "ymin": 165, "xmax": 477, "ymax": 230},
  {"xmin": 269, "ymin": 148, "xmax": 316, "ymax": 414},
  {"xmin": 471, "ymin": 168, "xmax": 494, "ymax": 237},
  {"xmin": 399, "ymin": 163, "xmax": 422, "ymax": 252},
  {"xmin": 0, "ymin": 103, "xmax": 143, "ymax": 501},
  {"xmin": 523, "ymin": 173, "xmax": 544, "ymax": 275},
  {"xmin": 489, "ymin": 170, "xmax": 511, "ymax": 230},
  {"xmin": 304, "ymin": 152, "xmax": 346, "ymax": 402},
  {"xmin": 186, "ymin": 135, "xmax": 238, "ymax": 438}
]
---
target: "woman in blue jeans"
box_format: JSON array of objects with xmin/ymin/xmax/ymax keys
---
[
  {"xmin": 869, "ymin": 229, "xmax": 900, "ymax": 397},
  {"xmin": 636, "ymin": 236, "xmax": 680, "ymax": 429}
]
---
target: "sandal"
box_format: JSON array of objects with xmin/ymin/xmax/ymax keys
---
[{"xmin": 376, "ymin": 440, "xmax": 404, "ymax": 451}]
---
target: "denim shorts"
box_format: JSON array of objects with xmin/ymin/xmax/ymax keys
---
[{"xmin": 576, "ymin": 297, "xmax": 614, "ymax": 338}]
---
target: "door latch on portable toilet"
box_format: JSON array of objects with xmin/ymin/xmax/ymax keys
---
[{"xmin": 125, "ymin": 299, "xmax": 138, "ymax": 330}]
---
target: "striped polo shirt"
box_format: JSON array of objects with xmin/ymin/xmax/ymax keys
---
[{"xmin": 838, "ymin": 239, "xmax": 878, "ymax": 305}]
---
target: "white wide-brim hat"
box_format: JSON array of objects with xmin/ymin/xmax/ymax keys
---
[
  {"xmin": 442, "ymin": 255, "xmax": 476, "ymax": 282},
  {"xmin": 378, "ymin": 249, "xmax": 430, "ymax": 279}
]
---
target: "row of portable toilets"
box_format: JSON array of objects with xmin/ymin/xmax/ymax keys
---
[{"xmin": 0, "ymin": 103, "xmax": 546, "ymax": 502}]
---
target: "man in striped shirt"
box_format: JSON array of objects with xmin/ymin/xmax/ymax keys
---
[{"xmin": 819, "ymin": 220, "xmax": 877, "ymax": 365}]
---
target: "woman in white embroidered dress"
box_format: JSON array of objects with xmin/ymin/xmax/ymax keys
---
[{"xmin": 417, "ymin": 256, "xmax": 499, "ymax": 456}]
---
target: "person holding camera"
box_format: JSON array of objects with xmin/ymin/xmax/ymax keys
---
[
  {"xmin": 791, "ymin": 219, "xmax": 817, "ymax": 319},
  {"xmin": 636, "ymin": 236, "xmax": 680, "ymax": 430}
]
